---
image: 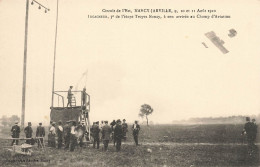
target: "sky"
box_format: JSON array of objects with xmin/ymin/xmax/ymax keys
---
[{"xmin": 0, "ymin": 0, "xmax": 260, "ymax": 125}]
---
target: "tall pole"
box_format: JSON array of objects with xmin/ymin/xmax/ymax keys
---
[
  {"xmin": 51, "ymin": 0, "xmax": 59, "ymax": 107},
  {"xmin": 21, "ymin": 0, "xmax": 50, "ymax": 129},
  {"xmin": 21, "ymin": 0, "xmax": 30, "ymax": 130}
]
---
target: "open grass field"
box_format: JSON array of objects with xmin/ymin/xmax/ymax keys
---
[{"xmin": 0, "ymin": 124, "xmax": 259, "ymax": 167}]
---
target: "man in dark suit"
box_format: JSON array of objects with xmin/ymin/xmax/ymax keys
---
[
  {"xmin": 101, "ymin": 121, "xmax": 111, "ymax": 151},
  {"xmin": 57, "ymin": 120, "xmax": 63, "ymax": 149},
  {"xmin": 36, "ymin": 122, "xmax": 45, "ymax": 148},
  {"xmin": 242, "ymin": 117, "xmax": 255, "ymax": 155},
  {"xmin": 122, "ymin": 119, "xmax": 128, "ymax": 141},
  {"xmin": 67, "ymin": 86, "xmax": 73, "ymax": 107},
  {"xmin": 69, "ymin": 121, "xmax": 77, "ymax": 151},
  {"xmin": 252, "ymin": 119, "xmax": 257, "ymax": 143},
  {"xmin": 11, "ymin": 121, "xmax": 20, "ymax": 146},
  {"xmin": 82, "ymin": 87, "xmax": 87, "ymax": 107},
  {"xmin": 48, "ymin": 120, "xmax": 53, "ymax": 147},
  {"xmin": 110, "ymin": 120, "xmax": 116, "ymax": 146},
  {"xmin": 92, "ymin": 121, "xmax": 100, "ymax": 149},
  {"xmin": 24, "ymin": 122, "xmax": 33, "ymax": 144},
  {"xmin": 64, "ymin": 121, "xmax": 71, "ymax": 150},
  {"xmin": 132, "ymin": 121, "xmax": 141, "ymax": 146},
  {"xmin": 114, "ymin": 119, "xmax": 123, "ymax": 151}
]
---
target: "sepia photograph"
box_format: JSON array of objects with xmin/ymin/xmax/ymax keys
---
[{"xmin": 0, "ymin": 0, "xmax": 260, "ymax": 166}]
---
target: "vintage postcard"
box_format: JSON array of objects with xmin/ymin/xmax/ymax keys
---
[{"xmin": 0, "ymin": 0, "xmax": 259, "ymax": 166}]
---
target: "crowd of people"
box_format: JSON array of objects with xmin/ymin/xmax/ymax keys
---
[
  {"xmin": 10, "ymin": 119, "xmax": 141, "ymax": 152},
  {"xmin": 10, "ymin": 116, "xmax": 258, "ymax": 155}
]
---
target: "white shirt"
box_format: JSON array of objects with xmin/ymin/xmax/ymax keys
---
[
  {"xmin": 100, "ymin": 123, "xmax": 104, "ymax": 129},
  {"xmin": 71, "ymin": 126, "xmax": 76, "ymax": 135},
  {"xmin": 58, "ymin": 126, "xmax": 63, "ymax": 132},
  {"xmin": 50, "ymin": 126, "xmax": 56, "ymax": 134}
]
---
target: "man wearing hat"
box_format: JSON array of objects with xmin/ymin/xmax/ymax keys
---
[
  {"xmin": 57, "ymin": 120, "xmax": 63, "ymax": 149},
  {"xmin": 92, "ymin": 121, "xmax": 100, "ymax": 149},
  {"xmin": 101, "ymin": 121, "xmax": 111, "ymax": 151},
  {"xmin": 67, "ymin": 86, "xmax": 73, "ymax": 107},
  {"xmin": 132, "ymin": 121, "xmax": 141, "ymax": 146},
  {"xmin": 49, "ymin": 122, "xmax": 56, "ymax": 148},
  {"xmin": 82, "ymin": 87, "xmax": 87, "ymax": 107},
  {"xmin": 64, "ymin": 120, "xmax": 71, "ymax": 150},
  {"xmin": 122, "ymin": 119, "xmax": 128, "ymax": 141},
  {"xmin": 76, "ymin": 121, "xmax": 86, "ymax": 147},
  {"xmin": 114, "ymin": 119, "xmax": 123, "ymax": 151},
  {"xmin": 70, "ymin": 121, "xmax": 77, "ymax": 151},
  {"xmin": 24, "ymin": 122, "xmax": 33, "ymax": 144},
  {"xmin": 252, "ymin": 118, "xmax": 257, "ymax": 143},
  {"xmin": 11, "ymin": 121, "xmax": 20, "ymax": 146},
  {"xmin": 48, "ymin": 120, "xmax": 53, "ymax": 146},
  {"xmin": 36, "ymin": 123, "xmax": 45, "ymax": 148},
  {"xmin": 242, "ymin": 117, "xmax": 255, "ymax": 155},
  {"xmin": 99, "ymin": 121, "xmax": 104, "ymax": 141},
  {"xmin": 110, "ymin": 120, "xmax": 116, "ymax": 146}
]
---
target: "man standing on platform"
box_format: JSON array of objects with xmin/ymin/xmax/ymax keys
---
[
  {"xmin": 114, "ymin": 119, "xmax": 123, "ymax": 151},
  {"xmin": 11, "ymin": 121, "xmax": 20, "ymax": 146},
  {"xmin": 24, "ymin": 122, "xmax": 33, "ymax": 144},
  {"xmin": 82, "ymin": 87, "xmax": 87, "ymax": 107},
  {"xmin": 132, "ymin": 121, "xmax": 141, "ymax": 146},
  {"xmin": 36, "ymin": 122, "xmax": 45, "ymax": 148},
  {"xmin": 67, "ymin": 86, "xmax": 73, "ymax": 107},
  {"xmin": 101, "ymin": 121, "xmax": 111, "ymax": 151}
]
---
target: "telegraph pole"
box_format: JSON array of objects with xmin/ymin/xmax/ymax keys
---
[
  {"xmin": 21, "ymin": 0, "xmax": 50, "ymax": 129},
  {"xmin": 21, "ymin": 0, "xmax": 29, "ymax": 130},
  {"xmin": 51, "ymin": 0, "xmax": 59, "ymax": 108}
]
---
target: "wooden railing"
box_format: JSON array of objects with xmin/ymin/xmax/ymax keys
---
[{"xmin": 52, "ymin": 91, "xmax": 90, "ymax": 109}]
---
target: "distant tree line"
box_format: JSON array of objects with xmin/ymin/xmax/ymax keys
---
[
  {"xmin": 172, "ymin": 114, "xmax": 260, "ymax": 124},
  {"xmin": 0, "ymin": 115, "xmax": 20, "ymax": 127}
]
